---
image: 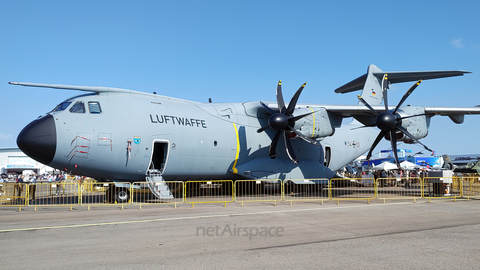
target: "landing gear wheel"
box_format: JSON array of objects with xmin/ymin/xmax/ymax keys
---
[{"xmin": 115, "ymin": 188, "xmax": 130, "ymax": 203}]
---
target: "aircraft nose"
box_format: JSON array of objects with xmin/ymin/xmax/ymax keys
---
[{"xmin": 17, "ymin": 115, "xmax": 57, "ymax": 165}]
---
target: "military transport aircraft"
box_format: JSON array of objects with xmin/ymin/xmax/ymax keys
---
[{"xmin": 11, "ymin": 64, "xmax": 480, "ymax": 200}]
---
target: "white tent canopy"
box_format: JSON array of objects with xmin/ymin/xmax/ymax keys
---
[
  {"xmin": 372, "ymin": 161, "xmax": 397, "ymax": 171},
  {"xmin": 400, "ymin": 160, "xmax": 418, "ymax": 170}
]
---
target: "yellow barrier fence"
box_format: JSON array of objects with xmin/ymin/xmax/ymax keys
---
[
  {"xmin": 27, "ymin": 182, "xmax": 80, "ymax": 210},
  {"xmin": 423, "ymin": 176, "xmax": 462, "ymax": 201},
  {"xmin": 0, "ymin": 182, "xmax": 27, "ymax": 209},
  {"xmin": 330, "ymin": 178, "xmax": 375, "ymax": 204},
  {"xmin": 376, "ymin": 177, "xmax": 422, "ymax": 203},
  {"xmin": 461, "ymin": 176, "xmax": 480, "ymax": 199},
  {"xmin": 185, "ymin": 180, "xmax": 233, "ymax": 207},
  {"xmin": 235, "ymin": 179, "xmax": 282, "ymax": 206},
  {"xmin": 81, "ymin": 182, "xmax": 132, "ymax": 209},
  {"xmin": 131, "ymin": 181, "xmax": 184, "ymax": 208},
  {"xmin": 283, "ymin": 179, "xmax": 329, "ymax": 205},
  {"xmin": 4, "ymin": 176, "xmax": 480, "ymax": 210},
  {"xmin": 82, "ymin": 178, "xmax": 107, "ymax": 193}
]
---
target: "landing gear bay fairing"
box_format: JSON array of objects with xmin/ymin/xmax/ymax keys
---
[{"xmin": 12, "ymin": 65, "xmax": 480, "ymax": 184}]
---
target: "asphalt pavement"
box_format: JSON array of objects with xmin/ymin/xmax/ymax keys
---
[{"xmin": 1, "ymin": 200, "xmax": 480, "ymax": 269}]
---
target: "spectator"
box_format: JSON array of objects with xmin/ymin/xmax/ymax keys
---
[
  {"xmin": 0, "ymin": 174, "xmax": 5, "ymax": 195},
  {"xmin": 55, "ymin": 174, "xmax": 64, "ymax": 195},
  {"xmin": 29, "ymin": 173, "xmax": 37, "ymax": 201},
  {"xmin": 16, "ymin": 174, "xmax": 24, "ymax": 200}
]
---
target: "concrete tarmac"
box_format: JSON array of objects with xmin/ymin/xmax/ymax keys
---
[{"xmin": 1, "ymin": 200, "xmax": 480, "ymax": 269}]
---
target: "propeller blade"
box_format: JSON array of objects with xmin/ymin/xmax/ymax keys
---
[
  {"xmin": 398, "ymin": 112, "xmax": 432, "ymax": 121},
  {"xmin": 285, "ymin": 82, "xmax": 307, "ymax": 116},
  {"xmin": 393, "ymin": 80, "xmax": 422, "ymax": 114},
  {"xmin": 409, "ymin": 151, "xmax": 424, "ymax": 157},
  {"xmin": 395, "ymin": 126, "xmax": 434, "ymax": 153},
  {"xmin": 276, "ymin": 80, "xmax": 286, "ymax": 113},
  {"xmin": 389, "ymin": 130, "xmax": 401, "ymax": 168},
  {"xmin": 382, "ymin": 74, "xmax": 389, "ymax": 111},
  {"xmin": 284, "ymin": 131, "xmax": 298, "ymax": 164},
  {"xmin": 366, "ymin": 130, "xmax": 388, "ymax": 160},
  {"xmin": 260, "ymin": 101, "xmax": 276, "ymax": 115},
  {"xmin": 257, "ymin": 125, "xmax": 270, "ymax": 133},
  {"xmin": 357, "ymin": 95, "xmax": 378, "ymax": 115},
  {"xmin": 291, "ymin": 110, "xmax": 315, "ymax": 122},
  {"xmin": 264, "ymin": 80, "xmax": 310, "ymax": 164},
  {"xmin": 268, "ymin": 131, "xmax": 282, "ymax": 159},
  {"xmin": 350, "ymin": 123, "xmax": 377, "ymax": 130},
  {"xmin": 288, "ymin": 126, "xmax": 321, "ymax": 145}
]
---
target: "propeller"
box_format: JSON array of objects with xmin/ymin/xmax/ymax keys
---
[
  {"xmin": 257, "ymin": 80, "xmax": 318, "ymax": 164},
  {"xmin": 357, "ymin": 75, "xmax": 434, "ymax": 167}
]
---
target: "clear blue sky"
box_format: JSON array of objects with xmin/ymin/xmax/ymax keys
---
[{"xmin": 1, "ymin": 0, "xmax": 479, "ymax": 156}]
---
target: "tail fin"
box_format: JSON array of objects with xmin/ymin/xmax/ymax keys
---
[
  {"xmin": 334, "ymin": 64, "xmax": 384, "ymax": 106},
  {"xmin": 334, "ymin": 64, "xmax": 470, "ymax": 106},
  {"xmin": 442, "ymin": 154, "xmax": 454, "ymax": 170},
  {"xmin": 359, "ymin": 64, "xmax": 384, "ymax": 106}
]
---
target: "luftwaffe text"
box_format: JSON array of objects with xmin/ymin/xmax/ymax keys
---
[{"xmin": 150, "ymin": 114, "xmax": 207, "ymax": 128}]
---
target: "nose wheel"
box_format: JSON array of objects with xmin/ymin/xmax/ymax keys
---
[{"xmin": 107, "ymin": 187, "xmax": 130, "ymax": 203}]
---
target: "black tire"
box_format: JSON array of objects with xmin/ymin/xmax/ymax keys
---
[{"xmin": 115, "ymin": 188, "xmax": 130, "ymax": 203}]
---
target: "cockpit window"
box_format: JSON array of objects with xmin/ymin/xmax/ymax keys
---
[
  {"xmin": 52, "ymin": 101, "xmax": 72, "ymax": 112},
  {"xmin": 88, "ymin": 102, "xmax": 102, "ymax": 114},
  {"xmin": 69, "ymin": 101, "xmax": 85, "ymax": 113}
]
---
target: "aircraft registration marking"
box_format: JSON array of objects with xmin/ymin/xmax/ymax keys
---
[{"xmin": 345, "ymin": 141, "xmax": 360, "ymax": 148}]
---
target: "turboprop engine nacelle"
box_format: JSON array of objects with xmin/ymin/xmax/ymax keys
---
[
  {"xmin": 293, "ymin": 107, "xmax": 335, "ymax": 139},
  {"xmin": 386, "ymin": 106, "xmax": 429, "ymax": 143}
]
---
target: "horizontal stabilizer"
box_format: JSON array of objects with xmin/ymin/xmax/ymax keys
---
[{"xmin": 335, "ymin": 68, "xmax": 470, "ymax": 94}]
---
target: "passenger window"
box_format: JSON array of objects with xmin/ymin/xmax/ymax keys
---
[
  {"xmin": 52, "ymin": 101, "xmax": 72, "ymax": 112},
  {"xmin": 69, "ymin": 101, "xmax": 85, "ymax": 113},
  {"xmin": 88, "ymin": 102, "xmax": 102, "ymax": 114}
]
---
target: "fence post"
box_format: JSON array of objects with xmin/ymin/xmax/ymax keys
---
[{"xmin": 460, "ymin": 176, "xmax": 463, "ymax": 198}]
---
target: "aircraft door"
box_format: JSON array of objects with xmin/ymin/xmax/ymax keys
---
[{"xmin": 149, "ymin": 141, "xmax": 169, "ymax": 174}]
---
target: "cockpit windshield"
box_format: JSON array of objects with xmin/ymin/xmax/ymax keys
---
[
  {"xmin": 50, "ymin": 98, "xmax": 102, "ymax": 115},
  {"xmin": 69, "ymin": 101, "xmax": 86, "ymax": 113},
  {"xmin": 52, "ymin": 101, "xmax": 72, "ymax": 112}
]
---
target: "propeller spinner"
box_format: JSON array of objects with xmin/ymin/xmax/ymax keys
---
[
  {"xmin": 257, "ymin": 80, "xmax": 319, "ymax": 165},
  {"xmin": 357, "ymin": 74, "xmax": 433, "ymax": 167}
]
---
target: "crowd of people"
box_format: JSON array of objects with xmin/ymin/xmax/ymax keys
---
[{"xmin": 0, "ymin": 172, "xmax": 67, "ymax": 201}]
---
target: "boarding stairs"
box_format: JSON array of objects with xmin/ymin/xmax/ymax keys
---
[{"xmin": 146, "ymin": 169, "xmax": 174, "ymax": 199}]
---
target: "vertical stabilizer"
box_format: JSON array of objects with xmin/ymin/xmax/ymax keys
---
[{"xmin": 359, "ymin": 64, "xmax": 384, "ymax": 106}]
